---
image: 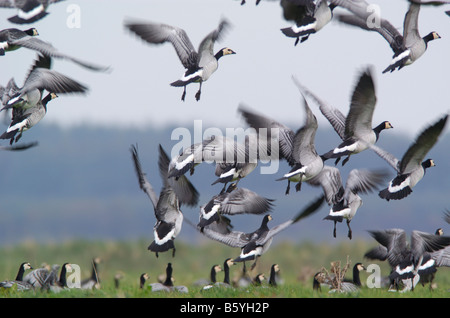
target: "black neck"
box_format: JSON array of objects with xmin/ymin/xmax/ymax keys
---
[
  {"xmin": 215, "ymin": 50, "xmax": 224, "ymax": 60},
  {"xmin": 373, "ymin": 122, "xmax": 387, "ymax": 140},
  {"xmin": 353, "ymin": 265, "xmax": 362, "ymax": 286},
  {"xmin": 164, "ymin": 264, "xmax": 173, "ymax": 287},
  {"xmin": 269, "ymin": 267, "xmax": 277, "ymax": 286},
  {"xmin": 223, "ymin": 264, "xmax": 230, "ymax": 284},
  {"xmin": 15, "ymin": 265, "xmax": 26, "ymax": 281},
  {"xmin": 59, "ymin": 264, "xmax": 69, "ymax": 287},
  {"xmin": 423, "ymin": 32, "xmax": 436, "ymax": 44},
  {"xmin": 210, "ymin": 267, "xmax": 217, "ymax": 283}
]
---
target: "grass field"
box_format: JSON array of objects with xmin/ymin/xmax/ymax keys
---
[{"xmin": 1, "ymin": 238, "xmax": 449, "ymax": 300}]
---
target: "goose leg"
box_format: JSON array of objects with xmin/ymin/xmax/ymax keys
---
[
  {"xmin": 195, "ymin": 82, "xmax": 202, "ymax": 101},
  {"xmin": 346, "ymin": 220, "xmax": 352, "ymax": 240},
  {"xmin": 172, "ymin": 247, "xmax": 176, "ymax": 258},
  {"xmin": 334, "ymin": 157, "xmax": 341, "ymax": 166},
  {"xmin": 342, "ymin": 155, "xmax": 350, "ymax": 166},
  {"xmin": 294, "ymin": 37, "xmax": 300, "ymax": 46},
  {"xmin": 181, "ymin": 86, "xmax": 187, "ymax": 101},
  {"xmin": 285, "ymin": 180, "xmax": 291, "ymax": 195},
  {"xmin": 333, "ymin": 221, "xmax": 337, "ymax": 238},
  {"xmin": 301, "ymin": 35, "xmax": 310, "ymax": 43},
  {"xmin": 250, "ymin": 257, "xmax": 259, "ymax": 271}
]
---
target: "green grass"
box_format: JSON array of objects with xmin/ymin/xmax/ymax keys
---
[{"xmin": 1, "ymin": 238, "xmax": 449, "ymax": 299}]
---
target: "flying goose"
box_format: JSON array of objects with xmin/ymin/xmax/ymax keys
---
[
  {"xmin": 314, "ymin": 166, "xmax": 388, "ymax": 239},
  {"xmin": 124, "ymin": 18, "xmax": 235, "ymax": 101},
  {"xmin": 280, "ymin": 0, "xmax": 337, "ymax": 45},
  {"xmin": 275, "ymin": 78, "xmax": 324, "ymax": 194},
  {"xmin": 333, "ymin": 0, "xmax": 441, "ymax": 73},
  {"xmin": 0, "ymin": 28, "xmax": 110, "ymax": 72},
  {"xmin": 198, "ymin": 196, "xmax": 325, "ymax": 270},
  {"xmin": 364, "ymin": 228, "xmax": 450, "ymax": 291},
  {"xmin": 168, "ymin": 134, "xmax": 258, "ymax": 189},
  {"xmin": 0, "ymin": 262, "xmax": 33, "ymax": 290},
  {"xmin": 1, "ymin": 91, "xmax": 57, "ymax": 144},
  {"xmin": 0, "ymin": 54, "xmax": 87, "ymax": 111},
  {"xmin": 0, "ymin": 0, "xmax": 65, "ymax": 24},
  {"xmin": 80, "ymin": 257, "xmax": 101, "ymax": 290},
  {"xmin": 130, "ymin": 143, "xmax": 199, "ymax": 257},
  {"xmin": 369, "ymin": 114, "xmax": 448, "ymax": 201},
  {"xmin": 198, "ymin": 182, "xmax": 274, "ymax": 231},
  {"xmin": 296, "ymin": 66, "xmax": 393, "ymax": 166}
]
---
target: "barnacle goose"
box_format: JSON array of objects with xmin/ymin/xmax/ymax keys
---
[
  {"xmin": 198, "ymin": 182, "xmax": 274, "ymax": 231},
  {"xmin": 364, "ymin": 228, "xmax": 450, "ymax": 292},
  {"xmin": 198, "ymin": 196, "xmax": 324, "ymax": 270},
  {"xmin": 168, "ymin": 134, "xmax": 258, "ymax": 190},
  {"xmin": 268, "ymin": 263, "xmax": 281, "ymax": 287},
  {"xmin": 130, "ymin": 144, "xmax": 199, "ymax": 257},
  {"xmin": 0, "ymin": 54, "xmax": 87, "ymax": 112},
  {"xmin": 202, "ymin": 259, "xmax": 236, "ymax": 290},
  {"xmin": 369, "ymin": 114, "xmax": 448, "ymax": 201},
  {"xmin": 333, "ymin": 0, "xmax": 441, "ymax": 73},
  {"xmin": 296, "ymin": 66, "xmax": 392, "ymax": 166},
  {"xmin": 80, "ymin": 257, "xmax": 101, "ymax": 290},
  {"xmin": 124, "ymin": 18, "xmax": 235, "ymax": 101},
  {"xmin": 150, "ymin": 263, "xmax": 188, "ymax": 293},
  {"xmin": 0, "ymin": 0, "xmax": 65, "ymax": 24},
  {"xmin": 23, "ymin": 263, "xmax": 59, "ymax": 288},
  {"xmin": 280, "ymin": 0, "xmax": 337, "ymax": 45},
  {"xmin": 0, "ymin": 28, "xmax": 110, "ymax": 71},
  {"xmin": 315, "ymin": 167, "xmax": 388, "ymax": 239},
  {"xmin": 275, "ymin": 78, "xmax": 324, "ymax": 194},
  {"xmin": 0, "ymin": 262, "xmax": 33, "ymax": 290}
]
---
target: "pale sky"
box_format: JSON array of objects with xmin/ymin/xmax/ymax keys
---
[{"xmin": 0, "ymin": 0, "xmax": 449, "ymax": 139}]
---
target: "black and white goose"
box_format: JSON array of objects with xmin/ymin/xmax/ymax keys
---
[
  {"xmin": 0, "ymin": 54, "xmax": 87, "ymax": 111},
  {"xmin": 124, "ymin": 18, "xmax": 235, "ymax": 101},
  {"xmin": 0, "ymin": 28, "xmax": 110, "ymax": 71},
  {"xmin": 23, "ymin": 263, "xmax": 58, "ymax": 288},
  {"xmin": 297, "ymin": 66, "xmax": 393, "ymax": 166},
  {"xmin": 280, "ymin": 0, "xmax": 337, "ymax": 45},
  {"xmin": 0, "ymin": 0, "xmax": 65, "ymax": 24},
  {"xmin": 168, "ymin": 135, "xmax": 257, "ymax": 190},
  {"xmin": 47, "ymin": 263, "xmax": 72, "ymax": 293},
  {"xmin": 268, "ymin": 263, "xmax": 281, "ymax": 287},
  {"xmin": 364, "ymin": 228, "xmax": 450, "ymax": 292},
  {"xmin": 130, "ymin": 144, "xmax": 199, "ymax": 257},
  {"xmin": 314, "ymin": 166, "xmax": 388, "ymax": 239},
  {"xmin": 275, "ymin": 78, "xmax": 324, "ymax": 195},
  {"xmin": 1, "ymin": 91, "xmax": 57, "ymax": 145},
  {"xmin": 150, "ymin": 263, "xmax": 188, "ymax": 293},
  {"xmin": 198, "ymin": 182, "xmax": 274, "ymax": 231},
  {"xmin": 0, "ymin": 262, "xmax": 33, "ymax": 290},
  {"xmin": 333, "ymin": 0, "xmax": 441, "ymax": 73},
  {"xmin": 80, "ymin": 257, "xmax": 101, "ymax": 290},
  {"xmin": 369, "ymin": 114, "xmax": 448, "ymax": 201},
  {"xmin": 199, "ymin": 196, "xmax": 325, "ymax": 270}
]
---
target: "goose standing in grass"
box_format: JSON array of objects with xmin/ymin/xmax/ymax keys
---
[
  {"xmin": 124, "ymin": 18, "xmax": 235, "ymax": 101},
  {"xmin": 333, "ymin": 0, "xmax": 441, "ymax": 73},
  {"xmin": 130, "ymin": 144, "xmax": 199, "ymax": 257},
  {"xmin": 47, "ymin": 263, "xmax": 72, "ymax": 293},
  {"xmin": 198, "ymin": 182, "xmax": 274, "ymax": 231},
  {"xmin": 81, "ymin": 257, "xmax": 101, "ymax": 290},
  {"xmin": 0, "ymin": 262, "xmax": 33, "ymax": 290},
  {"xmin": 23, "ymin": 263, "xmax": 59, "ymax": 288},
  {"xmin": 0, "ymin": 0, "xmax": 65, "ymax": 24},
  {"xmin": 194, "ymin": 264, "xmax": 222, "ymax": 289},
  {"xmin": 150, "ymin": 263, "xmax": 188, "ymax": 293},
  {"xmin": 365, "ymin": 228, "xmax": 450, "ymax": 292},
  {"xmin": 0, "ymin": 28, "xmax": 110, "ymax": 71},
  {"xmin": 369, "ymin": 114, "xmax": 448, "ymax": 201},
  {"xmin": 0, "ymin": 54, "xmax": 87, "ymax": 112},
  {"xmin": 199, "ymin": 196, "xmax": 325, "ymax": 270},
  {"xmin": 280, "ymin": 0, "xmax": 337, "ymax": 45},
  {"xmin": 268, "ymin": 264, "xmax": 281, "ymax": 287},
  {"xmin": 203, "ymin": 258, "xmax": 236, "ymax": 290},
  {"xmin": 296, "ymin": 66, "xmax": 392, "ymax": 166},
  {"xmin": 139, "ymin": 273, "xmax": 149, "ymax": 289},
  {"xmin": 317, "ymin": 167, "xmax": 388, "ymax": 239}
]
